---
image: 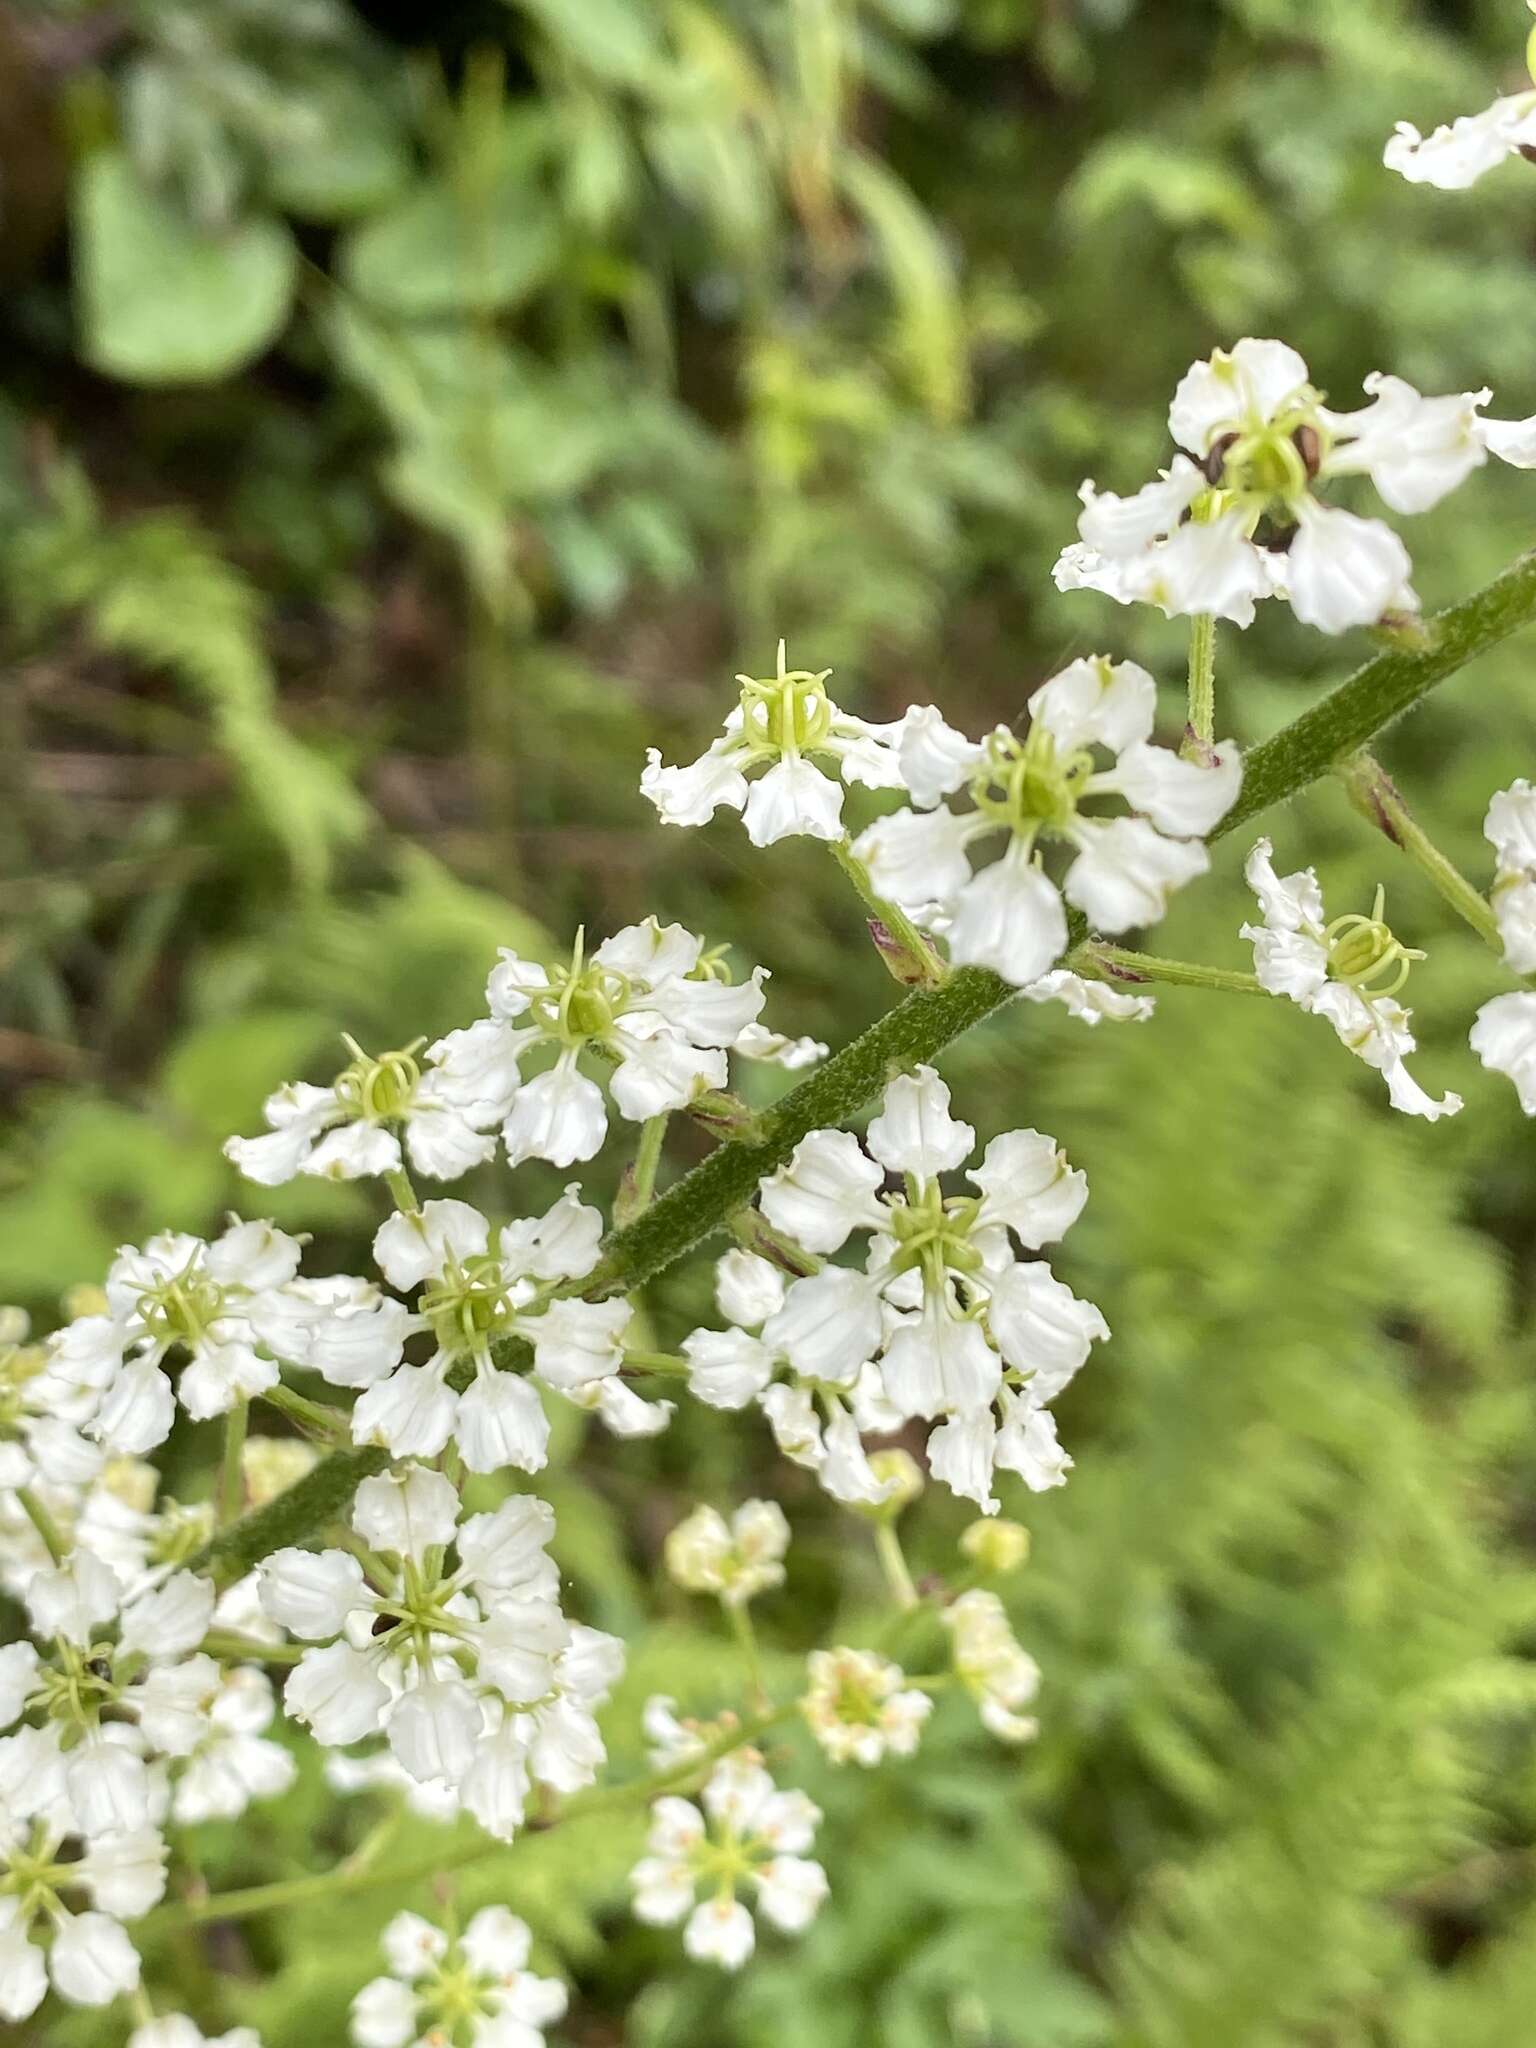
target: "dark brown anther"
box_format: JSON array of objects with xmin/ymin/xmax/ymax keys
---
[
  {"xmin": 1293, "ymin": 423, "xmax": 1322, "ymax": 478},
  {"xmin": 371, "ymin": 1613, "xmax": 400, "ymax": 1637},
  {"xmin": 86, "ymin": 1656, "xmax": 112, "ymax": 1681},
  {"xmin": 1519, "ymin": 144, "xmax": 1536, "ymax": 164},
  {"xmin": 1202, "ymin": 431, "xmax": 1238, "ymax": 485},
  {"xmin": 1256, "ymin": 519, "xmax": 1297, "ymax": 554}
]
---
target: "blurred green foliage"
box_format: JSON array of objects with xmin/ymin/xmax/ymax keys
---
[{"xmin": 6, "ymin": 0, "xmax": 1536, "ymax": 2042}]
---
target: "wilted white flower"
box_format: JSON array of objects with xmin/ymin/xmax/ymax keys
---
[
  {"xmin": 1242, "ymin": 839, "xmax": 1462, "ymax": 1121},
  {"xmin": 1483, "ymin": 779, "xmax": 1536, "ymax": 973},
  {"xmin": 717, "ymin": 1066, "xmax": 1107, "ymax": 1514},
  {"xmin": 940, "ymin": 1589, "xmax": 1041, "ymax": 1742},
  {"xmin": 801, "ymin": 1648, "xmax": 931, "ymax": 1766},
  {"xmin": 853, "ymin": 658, "xmax": 1240, "ymax": 986},
  {"xmin": 630, "ymin": 1754, "xmax": 827, "ymax": 1970},
  {"xmin": 43, "ymin": 1219, "xmax": 310, "ymax": 1450},
  {"xmin": 664, "ymin": 1502, "xmax": 789, "ymax": 1606},
  {"xmin": 642, "ymin": 640, "xmax": 908, "ymax": 847},
  {"xmin": 10, "ymin": 1555, "xmax": 217, "ymax": 1836},
  {"xmin": 349, "ymin": 1906, "xmax": 565, "ymax": 2048},
  {"xmin": 0, "ymin": 1727, "xmax": 167, "ymax": 2019},
  {"xmin": 260, "ymin": 1465, "xmax": 619, "ymax": 1841},
  {"xmin": 1056, "ymin": 338, "xmax": 1536, "ymax": 632},
  {"xmin": 1471, "ymin": 990, "xmax": 1536, "ymax": 1113}
]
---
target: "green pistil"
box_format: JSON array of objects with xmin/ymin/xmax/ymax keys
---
[
  {"xmin": 530, "ymin": 930, "xmax": 629, "ymax": 1048},
  {"xmin": 334, "ymin": 1038, "xmax": 425, "ymax": 1123},
  {"xmin": 137, "ymin": 1259, "xmax": 225, "ymax": 1349},
  {"xmin": 737, "ymin": 656, "xmax": 836, "ymax": 759},
  {"xmin": 421, "ymin": 1961, "xmax": 498, "ymax": 2037},
  {"xmin": 969, "ymin": 725, "xmax": 1093, "ymax": 842},
  {"xmin": 887, "ymin": 1183, "xmax": 985, "ymax": 1281},
  {"xmin": 420, "ymin": 1252, "xmax": 519, "ymax": 1354},
  {"xmin": 1324, "ymin": 887, "xmax": 1425, "ymax": 998}
]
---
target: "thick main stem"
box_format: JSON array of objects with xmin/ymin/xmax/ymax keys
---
[{"xmin": 195, "ymin": 547, "xmax": 1536, "ymax": 1579}]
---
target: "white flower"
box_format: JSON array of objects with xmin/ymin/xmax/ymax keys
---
[
  {"xmin": 801, "ymin": 1648, "xmax": 931, "ymax": 1766},
  {"xmin": 852, "ymin": 661, "xmax": 1239, "ymax": 986},
  {"xmin": 642, "ymin": 640, "xmax": 908, "ymax": 847},
  {"xmin": 1385, "ymin": 13, "xmax": 1536, "ymax": 192},
  {"xmin": 350, "ymin": 1905, "xmax": 566, "ymax": 2048},
  {"xmin": 344, "ymin": 1191, "xmax": 660, "ymax": 1467},
  {"xmin": 1242, "ymin": 839, "xmax": 1462, "ymax": 1121},
  {"xmin": 630, "ymin": 1755, "xmax": 827, "ymax": 1970},
  {"xmin": 1483, "ymin": 779, "xmax": 1536, "ymax": 973},
  {"xmin": 170, "ymin": 1666, "xmax": 296, "ymax": 1825},
  {"xmin": 9, "ymin": 1555, "xmax": 217, "ymax": 1835},
  {"xmin": 42, "ymin": 1219, "xmax": 313, "ymax": 1448},
  {"xmin": 940, "ymin": 1589, "xmax": 1041, "ymax": 1742},
  {"xmin": 1018, "ymin": 968, "xmax": 1155, "ymax": 1026},
  {"xmin": 664, "ymin": 1502, "xmax": 789, "ymax": 1606},
  {"xmin": 224, "ymin": 1024, "xmax": 520, "ymax": 1187},
  {"xmin": 1471, "ymin": 991, "xmax": 1536, "ymax": 1113},
  {"xmin": 0, "ymin": 1313, "xmax": 102, "ymax": 1497},
  {"xmin": 700, "ymin": 1066, "xmax": 1107, "ymax": 1512},
  {"xmin": 130, "ymin": 2020, "xmax": 263, "ymax": 2048},
  {"xmin": 1056, "ymin": 338, "xmax": 1536, "ymax": 633},
  {"xmin": 261, "ymin": 1468, "xmax": 618, "ymax": 1838},
  {"xmin": 475, "ymin": 918, "xmax": 773, "ymax": 1169},
  {"xmin": 0, "ymin": 1730, "xmax": 168, "ymax": 2018}
]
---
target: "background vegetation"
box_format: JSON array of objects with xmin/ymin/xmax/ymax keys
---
[{"xmin": 5, "ymin": 1, "xmax": 1536, "ymax": 2042}]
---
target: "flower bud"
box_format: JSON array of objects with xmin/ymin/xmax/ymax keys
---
[{"xmin": 959, "ymin": 1518, "xmax": 1030, "ymax": 1576}]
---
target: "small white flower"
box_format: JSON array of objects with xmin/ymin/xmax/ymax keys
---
[
  {"xmin": 801, "ymin": 1648, "xmax": 932, "ymax": 1766},
  {"xmin": 1471, "ymin": 990, "xmax": 1536, "ymax": 1113},
  {"xmin": 630, "ymin": 1754, "xmax": 827, "ymax": 1970},
  {"xmin": 170, "ymin": 1666, "xmax": 296, "ymax": 1825},
  {"xmin": 642, "ymin": 640, "xmax": 908, "ymax": 847},
  {"xmin": 664, "ymin": 1502, "xmax": 789, "ymax": 1606},
  {"xmin": 853, "ymin": 660, "xmax": 1239, "ymax": 986},
  {"xmin": 260, "ymin": 1468, "xmax": 617, "ymax": 1838},
  {"xmin": 43, "ymin": 1219, "xmax": 312, "ymax": 1448},
  {"xmin": 698, "ymin": 1066, "xmax": 1107, "ymax": 1513},
  {"xmin": 1242, "ymin": 839, "xmax": 1462, "ymax": 1121},
  {"xmin": 225, "ymin": 1025, "xmax": 520, "ymax": 1187},
  {"xmin": 940, "ymin": 1589, "xmax": 1041, "ymax": 1743},
  {"xmin": 1385, "ymin": 15, "xmax": 1536, "ymax": 192},
  {"xmin": 349, "ymin": 1905, "xmax": 566, "ymax": 2048},
  {"xmin": 1056, "ymin": 338, "xmax": 1536, "ymax": 633}
]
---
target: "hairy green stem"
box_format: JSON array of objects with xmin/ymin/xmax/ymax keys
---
[
  {"xmin": 1076, "ymin": 942, "xmax": 1266, "ymax": 997},
  {"xmin": 195, "ymin": 548, "xmax": 1536, "ymax": 1576},
  {"xmin": 828, "ymin": 837, "xmax": 948, "ymax": 988},
  {"xmin": 1183, "ymin": 612, "xmax": 1218, "ymax": 751},
  {"xmin": 1339, "ymin": 749, "xmax": 1506, "ymax": 957},
  {"xmin": 218, "ymin": 1399, "xmax": 249, "ymax": 1527}
]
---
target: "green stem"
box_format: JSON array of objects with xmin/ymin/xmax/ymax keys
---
[
  {"xmin": 1339, "ymin": 749, "xmax": 1507, "ymax": 958},
  {"xmin": 874, "ymin": 1522, "xmax": 920, "ymax": 1612},
  {"xmin": 196, "ymin": 547, "xmax": 1536, "ymax": 1578},
  {"xmin": 1183, "ymin": 611, "xmax": 1218, "ymax": 751},
  {"xmin": 620, "ymin": 1349, "xmax": 692, "ymax": 1377},
  {"xmin": 1074, "ymin": 943, "xmax": 1266, "ymax": 997},
  {"xmin": 616, "ymin": 1113, "xmax": 670, "ymax": 1226},
  {"xmin": 828, "ymin": 837, "xmax": 948, "ymax": 988},
  {"xmin": 139, "ymin": 1703, "xmax": 795, "ymax": 1934},
  {"xmin": 17, "ymin": 1485, "xmax": 67, "ymax": 1566},
  {"xmin": 218, "ymin": 1400, "xmax": 249, "ymax": 1527},
  {"xmin": 199, "ymin": 1630, "xmax": 304, "ymax": 1667},
  {"xmin": 725, "ymin": 1598, "xmax": 769, "ymax": 1708},
  {"xmin": 257, "ymin": 1381, "xmax": 349, "ymax": 1443},
  {"xmin": 385, "ymin": 1166, "xmax": 420, "ymax": 1215}
]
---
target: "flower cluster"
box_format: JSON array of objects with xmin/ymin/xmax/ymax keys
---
[
  {"xmin": 665, "ymin": 1501, "xmax": 790, "ymax": 1606},
  {"xmin": 801, "ymin": 1648, "xmax": 931, "ymax": 1766},
  {"xmin": 1055, "ymin": 338, "xmax": 1536, "ymax": 633},
  {"xmin": 630, "ymin": 1753, "xmax": 827, "ymax": 1969},
  {"xmin": 260, "ymin": 1463, "xmax": 621, "ymax": 1840},
  {"xmin": 1384, "ymin": 7, "xmax": 1536, "ymax": 189},
  {"xmin": 854, "ymin": 655, "xmax": 1241, "ymax": 985},
  {"xmin": 351, "ymin": 1907, "xmax": 566, "ymax": 2048}
]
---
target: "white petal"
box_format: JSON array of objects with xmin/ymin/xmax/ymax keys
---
[
  {"xmin": 683, "ymin": 1895, "xmax": 756, "ymax": 1969},
  {"xmin": 403, "ymin": 1104, "xmax": 497, "ymax": 1181},
  {"xmin": 994, "ymin": 1392, "xmax": 1074, "ymax": 1491},
  {"xmin": 1243, "ymin": 835, "xmax": 1326, "ymax": 933},
  {"xmin": 742, "ymin": 756, "xmax": 845, "ymax": 846},
  {"xmin": 259, "ymin": 1547, "xmax": 367, "ymax": 1639},
  {"xmin": 1110, "ymin": 737, "xmax": 1242, "ymax": 839},
  {"xmin": 1479, "ymin": 410, "xmax": 1536, "ymax": 468},
  {"xmin": 853, "ymin": 805, "xmax": 978, "ymax": 911},
  {"xmin": 759, "ymin": 1128, "xmax": 884, "ymax": 1255},
  {"xmin": 351, "ymin": 1364, "xmax": 457, "ymax": 1461},
  {"xmin": 49, "ymin": 1911, "xmax": 140, "ymax": 2007},
  {"xmin": 179, "ymin": 1337, "xmax": 278, "ymax": 1420},
  {"xmin": 641, "ymin": 739, "xmax": 750, "ymax": 828},
  {"xmin": 26, "ymin": 1552, "xmax": 120, "ymax": 1646},
  {"xmin": 1169, "ymin": 338, "xmax": 1310, "ymax": 452},
  {"xmin": 1287, "ymin": 503, "xmax": 1415, "ymax": 635},
  {"xmin": 1471, "ymin": 991, "xmax": 1536, "ymax": 1113},
  {"xmin": 1064, "ymin": 817, "xmax": 1208, "ymax": 932},
  {"xmin": 609, "ymin": 1032, "xmax": 724, "ymax": 1120},
  {"xmin": 683, "ymin": 1327, "xmax": 777, "ymax": 1408},
  {"xmin": 1076, "ymin": 458, "xmax": 1204, "ymax": 558},
  {"xmin": 896, "ymin": 704, "xmax": 989, "ymax": 805},
  {"xmin": 529, "ymin": 1297, "xmax": 630, "ymax": 1392},
  {"xmin": 90, "ymin": 1358, "xmax": 176, "ymax": 1455},
  {"xmin": 754, "ymin": 1856, "xmax": 829, "ymax": 1933},
  {"xmin": 205, "ymin": 1218, "xmax": 302, "ymax": 1290},
  {"xmin": 456, "ymin": 1368, "xmax": 551, "ymax": 1475},
  {"xmin": 381, "ymin": 1908, "xmax": 449, "ymax": 1980},
  {"xmin": 1383, "ymin": 95, "xmax": 1536, "ymax": 190},
  {"xmin": 302, "ymin": 1122, "xmax": 402, "ymax": 1181},
  {"xmin": 881, "ymin": 1298, "xmax": 1001, "ymax": 1418},
  {"xmin": 1311, "ymin": 985, "xmax": 1462, "ymax": 1121},
  {"xmin": 501, "ymin": 1184, "xmax": 605, "ymax": 1284},
  {"xmin": 762, "ymin": 1268, "xmax": 885, "ymax": 1388},
  {"xmin": 945, "ymin": 852, "xmax": 1068, "ymax": 985},
  {"xmin": 969, "ymin": 1128, "xmax": 1087, "ymax": 1248},
  {"xmin": 817, "ymin": 1408, "xmax": 900, "ymax": 1505},
  {"xmin": 1018, "ymin": 969, "xmax": 1154, "ymax": 1025},
  {"xmin": 285, "ymin": 1643, "xmax": 390, "ymax": 1745},
  {"xmin": 1129, "ymin": 513, "xmax": 1275, "ymax": 627},
  {"xmin": 715, "ymin": 1249, "xmax": 785, "ymax": 1328},
  {"xmin": 387, "ymin": 1678, "xmax": 481, "ymax": 1785},
  {"xmin": 866, "ymin": 1065, "xmax": 974, "ymax": 1177},
  {"xmin": 351, "ymin": 1975, "xmax": 419, "ymax": 2048},
  {"xmin": 1326, "ymin": 372, "xmax": 1489, "ymax": 514},
  {"xmin": 352, "ymin": 1462, "xmax": 460, "ymax": 1558},
  {"xmin": 457, "ymin": 1496, "xmax": 558, "ymax": 1600},
  {"xmin": 120, "ymin": 1570, "xmax": 215, "ymax": 1658},
  {"xmin": 462, "ymin": 1903, "xmax": 533, "ymax": 1978},
  {"xmin": 927, "ymin": 1411, "xmax": 999, "ymax": 1513},
  {"xmin": 1486, "ymin": 780, "xmax": 1536, "ymax": 872},
  {"xmin": 1493, "ymin": 876, "xmax": 1536, "ymax": 974},
  {"xmin": 503, "ymin": 1060, "xmax": 608, "ymax": 1168},
  {"xmin": 1028, "ymin": 655, "xmax": 1156, "ymax": 754},
  {"xmin": 373, "ymin": 1198, "xmax": 490, "ymax": 1290},
  {"xmin": 987, "ymin": 1261, "xmax": 1109, "ymax": 1399}
]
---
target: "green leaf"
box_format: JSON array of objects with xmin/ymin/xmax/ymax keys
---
[
  {"xmin": 340, "ymin": 175, "xmax": 558, "ymax": 318},
  {"xmin": 74, "ymin": 149, "xmax": 297, "ymax": 385},
  {"xmin": 503, "ymin": 0, "xmax": 663, "ymax": 84},
  {"xmin": 265, "ymin": 79, "xmax": 414, "ymax": 222}
]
